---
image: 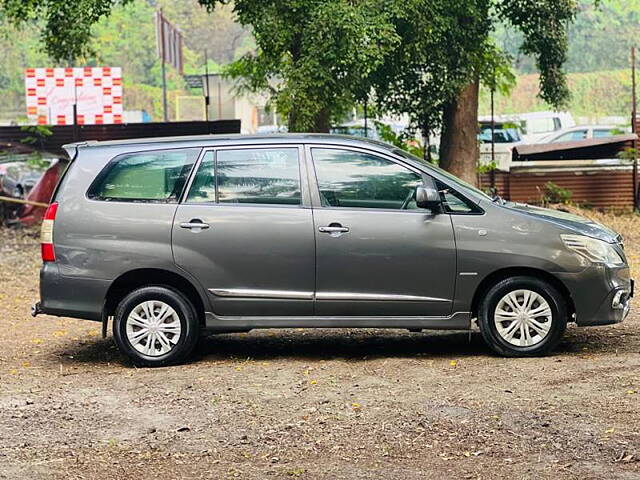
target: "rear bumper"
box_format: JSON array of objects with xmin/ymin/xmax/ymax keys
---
[
  {"xmin": 37, "ymin": 263, "xmax": 108, "ymax": 322},
  {"xmin": 556, "ymin": 265, "xmax": 633, "ymax": 326}
]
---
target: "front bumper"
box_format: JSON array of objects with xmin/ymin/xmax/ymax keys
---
[{"xmin": 556, "ymin": 264, "xmax": 633, "ymax": 326}]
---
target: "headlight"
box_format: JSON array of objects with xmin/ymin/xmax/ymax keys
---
[{"xmin": 561, "ymin": 234, "xmax": 624, "ymax": 265}]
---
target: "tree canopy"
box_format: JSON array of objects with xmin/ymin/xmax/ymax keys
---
[{"xmin": 1, "ymin": 0, "xmax": 584, "ymax": 180}]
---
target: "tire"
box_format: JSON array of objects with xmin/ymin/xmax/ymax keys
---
[
  {"xmin": 478, "ymin": 276, "xmax": 567, "ymax": 357},
  {"xmin": 113, "ymin": 286, "xmax": 200, "ymax": 367}
]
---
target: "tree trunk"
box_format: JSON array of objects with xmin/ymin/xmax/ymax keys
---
[
  {"xmin": 439, "ymin": 78, "xmax": 480, "ymax": 186},
  {"xmin": 313, "ymin": 108, "xmax": 331, "ymax": 133}
]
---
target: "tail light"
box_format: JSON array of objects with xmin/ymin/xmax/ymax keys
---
[{"xmin": 41, "ymin": 202, "xmax": 58, "ymax": 262}]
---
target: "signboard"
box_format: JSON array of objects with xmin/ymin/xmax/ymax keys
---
[
  {"xmin": 155, "ymin": 11, "xmax": 183, "ymax": 74},
  {"xmin": 25, "ymin": 67, "xmax": 123, "ymax": 125}
]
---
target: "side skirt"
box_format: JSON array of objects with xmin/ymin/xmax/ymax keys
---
[{"xmin": 204, "ymin": 311, "xmax": 471, "ymax": 331}]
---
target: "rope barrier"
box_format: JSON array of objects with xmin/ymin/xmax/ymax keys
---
[{"xmin": 0, "ymin": 195, "xmax": 50, "ymax": 208}]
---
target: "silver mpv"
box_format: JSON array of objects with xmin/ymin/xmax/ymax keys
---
[{"xmin": 33, "ymin": 134, "xmax": 633, "ymax": 366}]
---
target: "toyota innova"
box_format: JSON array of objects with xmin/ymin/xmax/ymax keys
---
[{"xmin": 32, "ymin": 134, "xmax": 633, "ymax": 366}]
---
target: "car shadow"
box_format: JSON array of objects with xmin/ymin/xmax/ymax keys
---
[{"xmin": 54, "ymin": 325, "xmax": 635, "ymax": 367}]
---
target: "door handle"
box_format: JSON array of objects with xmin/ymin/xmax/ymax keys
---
[
  {"xmin": 180, "ymin": 219, "xmax": 210, "ymax": 230},
  {"xmin": 318, "ymin": 224, "xmax": 349, "ymax": 236}
]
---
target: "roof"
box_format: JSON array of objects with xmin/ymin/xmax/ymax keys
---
[
  {"xmin": 513, "ymin": 133, "xmax": 637, "ymax": 161},
  {"xmin": 64, "ymin": 133, "xmax": 393, "ymax": 150}
]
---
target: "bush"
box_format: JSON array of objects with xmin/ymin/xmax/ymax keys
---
[{"xmin": 543, "ymin": 181, "xmax": 572, "ymax": 205}]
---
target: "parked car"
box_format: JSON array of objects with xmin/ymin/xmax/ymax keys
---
[
  {"xmin": 32, "ymin": 134, "xmax": 633, "ymax": 366},
  {"xmin": 0, "ymin": 160, "xmax": 48, "ymax": 223},
  {"xmin": 538, "ymin": 125, "xmax": 626, "ymax": 144},
  {"xmin": 0, "ymin": 161, "xmax": 41, "ymax": 198},
  {"xmin": 484, "ymin": 111, "xmax": 576, "ymax": 144},
  {"xmin": 478, "ymin": 121, "xmax": 523, "ymax": 171}
]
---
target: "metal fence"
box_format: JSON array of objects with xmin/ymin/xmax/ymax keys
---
[{"xmin": 480, "ymin": 162, "xmax": 635, "ymax": 209}]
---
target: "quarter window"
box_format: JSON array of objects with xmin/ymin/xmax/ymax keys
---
[
  {"xmin": 88, "ymin": 148, "xmax": 200, "ymax": 202},
  {"xmin": 186, "ymin": 148, "xmax": 301, "ymax": 205},
  {"xmin": 312, "ymin": 148, "xmax": 422, "ymax": 210}
]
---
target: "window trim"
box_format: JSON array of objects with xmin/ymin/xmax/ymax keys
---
[
  {"xmin": 85, "ymin": 147, "xmax": 202, "ymax": 204},
  {"xmin": 181, "ymin": 144, "xmax": 310, "ymax": 208},
  {"xmin": 305, "ymin": 144, "xmax": 484, "ymax": 215}
]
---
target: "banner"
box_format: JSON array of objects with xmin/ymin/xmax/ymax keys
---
[
  {"xmin": 25, "ymin": 67, "xmax": 123, "ymax": 125},
  {"xmin": 155, "ymin": 11, "xmax": 184, "ymax": 74}
]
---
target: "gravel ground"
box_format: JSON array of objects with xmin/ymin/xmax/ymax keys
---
[{"xmin": 1, "ymin": 211, "xmax": 639, "ymax": 480}]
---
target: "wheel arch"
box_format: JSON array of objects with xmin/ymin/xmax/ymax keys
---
[
  {"xmin": 470, "ymin": 267, "xmax": 575, "ymax": 320},
  {"xmin": 104, "ymin": 268, "xmax": 207, "ymax": 325}
]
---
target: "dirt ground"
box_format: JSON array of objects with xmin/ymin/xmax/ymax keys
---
[{"xmin": 1, "ymin": 208, "xmax": 639, "ymax": 480}]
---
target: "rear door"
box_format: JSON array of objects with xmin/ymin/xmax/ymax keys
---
[
  {"xmin": 308, "ymin": 146, "xmax": 457, "ymax": 317},
  {"xmin": 172, "ymin": 145, "xmax": 315, "ymax": 317}
]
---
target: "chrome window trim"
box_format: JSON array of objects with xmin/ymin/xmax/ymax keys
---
[
  {"xmin": 316, "ymin": 292, "xmax": 449, "ymax": 302},
  {"xmin": 210, "ymin": 288, "xmax": 314, "ymax": 300},
  {"xmin": 209, "ymin": 289, "xmax": 449, "ymax": 303}
]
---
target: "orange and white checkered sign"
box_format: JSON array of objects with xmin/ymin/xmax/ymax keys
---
[{"xmin": 25, "ymin": 67, "xmax": 123, "ymax": 125}]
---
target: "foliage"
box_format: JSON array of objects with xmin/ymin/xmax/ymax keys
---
[
  {"xmin": 0, "ymin": 0, "xmax": 133, "ymax": 61},
  {"xmin": 370, "ymin": 0, "xmax": 575, "ymax": 154},
  {"xmin": 479, "ymin": 69, "xmax": 633, "ymax": 118},
  {"xmin": 200, "ymin": 0, "xmax": 402, "ymax": 132},
  {"xmin": 495, "ymin": 0, "xmax": 640, "ymax": 75},
  {"xmin": 0, "ymin": 0, "xmax": 248, "ymax": 121},
  {"xmin": 617, "ymin": 147, "xmax": 637, "ymax": 162},
  {"xmin": 543, "ymin": 181, "xmax": 573, "ymax": 204},
  {"xmin": 370, "ymin": 0, "xmax": 493, "ymax": 140},
  {"xmin": 373, "ymin": 121, "xmax": 427, "ymax": 161},
  {"xmin": 498, "ymin": 0, "xmax": 576, "ymax": 108},
  {"xmin": 477, "ymin": 161, "xmax": 498, "ymax": 174},
  {"xmin": 18, "ymin": 125, "xmax": 52, "ymax": 169}
]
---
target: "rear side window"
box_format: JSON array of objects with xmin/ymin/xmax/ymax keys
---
[
  {"xmin": 88, "ymin": 148, "xmax": 200, "ymax": 202},
  {"xmin": 186, "ymin": 148, "xmax": 301, "ymax": 205}
]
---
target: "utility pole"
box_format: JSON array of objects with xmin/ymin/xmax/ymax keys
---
[
  {"xmin": 489, "ymin": 66, "xmax": 496, "ymax": 193},
  {"xmin": 204, "ymin": 49, "xmax": 210, "ymax": 132},
  {"xmin": 159, "ymin": 9, "xmax": 168, "ymax": 122},
  {"xmin": 632, "ymin": 46, "xmax": 638, "ymax": 210},
  {"xmin": 363, "ymin": 101, "xmax": 368, "ymax": 138}
]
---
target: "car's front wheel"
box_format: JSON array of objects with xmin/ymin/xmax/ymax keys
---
[
  {"xmin": 113, "ymin": 286, "xmax": 200, "ymax": 367},
  {"xmin": 478, "ymin": 276, "xmax": 567, "ymax": 357}
]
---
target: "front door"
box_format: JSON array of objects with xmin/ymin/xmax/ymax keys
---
[
  {"xmin": 309, "ymin": 147, "xmax": 456, "ymax": 317},
  {"xmin": 173, "ymin": 146, "xmax": 315, "ymax": 317}
]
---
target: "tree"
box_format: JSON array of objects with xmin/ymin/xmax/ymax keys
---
[
  {"xmin": 2, "ymin": 0, "xmax": 578, "ymax": 182},
  {"xmin": 202, "ymin": 0, "xmax": 401, "ymax": 132},
  {"xmin": 372, "ymin": 0, "xmax": 575, "ymax": 185}
]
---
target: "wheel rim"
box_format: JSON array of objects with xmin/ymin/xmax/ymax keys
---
[
  {"xmin": 125, "ymin": 300, "xmax": 182, "ymax": 357},
  {"xmin": 494, "ymin": 289, "xmax": 552, "ymax": 347}
]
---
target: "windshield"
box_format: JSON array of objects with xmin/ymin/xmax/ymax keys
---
[
  {"xmin": 392, "ymin": 148, "xmax": 492, "ymax": 201},
  {"xmin": 478, "ymin": 127, "xmax": 521, "ymax": 143}
]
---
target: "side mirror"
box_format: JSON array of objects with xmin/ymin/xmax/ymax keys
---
[{"xmin": 416, "ymin": 179, "xmax": 440, "ymax": 210}]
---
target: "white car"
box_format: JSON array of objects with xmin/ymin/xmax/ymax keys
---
[
  {"xmin": 478, "ymin": 123, "xmax": 523, "ymax": 171},
  {"xmin": 481, "ymin": 111, "xmax": 576, "ymax": 144},
  {"xmin": 539, "ymin": 125, "xmax": 626, "ymax": 144}
]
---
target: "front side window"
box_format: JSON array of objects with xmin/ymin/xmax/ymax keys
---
[
  {"xmin": 88, "ymin": 148, "xmax": 200, "ymax": 202},
  {"xmin": 312, "ymin": 148, "xmax": 422, "ymax": 210},
  {"xmin": 187, "ymin": 148, "xmax": 301, "ymax": 205}
]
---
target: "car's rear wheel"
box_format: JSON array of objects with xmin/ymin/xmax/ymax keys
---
[
  {"xmin": 478, "ymin": 276, "xmax": 567, "ymax": 357},
  {"xmin": 113, "ymin": 286, "xmax": 199, "ymax": 367}
]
